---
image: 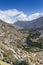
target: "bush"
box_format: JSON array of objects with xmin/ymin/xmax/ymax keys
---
[{"xmin": 14, "ymin": 59, "xmax": 29, "ymax": 65}]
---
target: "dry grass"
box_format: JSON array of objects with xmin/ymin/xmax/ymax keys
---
[{"xmin": 0, "ymin": 60, "xmax": 10, "ymax": 65}]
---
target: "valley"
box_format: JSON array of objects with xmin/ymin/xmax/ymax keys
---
[{"xmin": 0, "ymin": 19, "xmax": 43, "ymax": 65}]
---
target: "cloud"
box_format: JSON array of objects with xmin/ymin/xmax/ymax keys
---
[
  {"xmin": 16, "ymin": 13, "xmax": 28, "ymax": 21},
  {"xmin": 17, "ymin": 13, "xmax": 43, "ymax": 21},
  {"xmin": 0, "ymin": 9, "xmax": 43, "ymax": 23},
  {"xmin": 28, "ymin": 13, "xmax": 42, "ymax": 21},
  {"xmin": 0, "ymin": 9, "xmax": 21, "ymax": 23}
]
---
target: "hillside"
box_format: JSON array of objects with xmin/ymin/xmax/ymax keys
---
[
  {"xmin": 0, "ymin": 20, "xmax": 43, "ymax": 65},
  {"xmin": 0, "ymin": 20, "xmax": 23, "ymax": 64}
]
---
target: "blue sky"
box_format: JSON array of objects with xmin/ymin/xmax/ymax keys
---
[
  {"xmin": 0, "ymin": 0, "xmax": 43, "ymax": 14},
  {"xmin": 0, "ymin": 0, "xmax": 43, "ymax": 23}
]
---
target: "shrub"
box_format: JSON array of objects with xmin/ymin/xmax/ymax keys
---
[{"xmin": 14, "ymin": 59, "xmax": 29, "ymax": 65}]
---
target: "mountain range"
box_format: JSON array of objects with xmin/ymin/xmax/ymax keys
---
[{"xmin": 14, "ymin": 16, "xmax": 43, "ymax": 31}]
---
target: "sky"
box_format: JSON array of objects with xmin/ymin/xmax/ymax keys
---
[{"xmin": 0, "ymin": 0, "xmax": 43, "ymax": 23}]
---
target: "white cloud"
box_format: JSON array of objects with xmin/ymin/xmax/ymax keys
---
[
  {"xmin": 0, "ymin": 9, "xmax": 43, "ymax": 23},
  {"xmin": 16, "ymin": 13, "xmax": 28, "ymax": 21},
  {"xmin": 0, "ymin": 9, "xmax": 21, "ymax": 23},
  {"xmin": 28, "ymin": 13, "xmax": 41, "ymax": 21},
  {"xmin": 17, "ymin": 13, "xmax": 43, "ymax": 21}
]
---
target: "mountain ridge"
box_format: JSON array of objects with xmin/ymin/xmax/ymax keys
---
[{"xmin": 14, "ymin": 16, "xmax": 43, "ymax": 30}]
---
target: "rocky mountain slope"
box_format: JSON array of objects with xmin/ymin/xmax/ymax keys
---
[
  {"xmin": 0, "ymin": 20, "xmax": 23, "ymax": 64},
  {"xmin": 0, "ymin": 20, "xmax": 43, "ymax": 65}
]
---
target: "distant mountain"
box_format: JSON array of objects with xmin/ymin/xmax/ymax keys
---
[{"xmin": 14, "ymin": 16, "xmax": 43, "ymax": 31}]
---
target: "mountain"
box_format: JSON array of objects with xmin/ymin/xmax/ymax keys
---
[
  {"xmin": 0, "ymin": 20, "xmax": 24, "ymax": 65},
  {"xmin": 0, "ymin": 20, "xmax": 23, "ymax": 44},
  {"xmin": 0, "ymin": 20, "xmax": 43, "ymax": 65},
  {"xmin": 14, "ymin": 16, "xmax": 43, "ymax": 31}
]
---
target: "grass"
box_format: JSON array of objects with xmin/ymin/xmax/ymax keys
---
[
  {"xmin": 0, "ymin": 60, "xmax": 10, "ymax": 65},
  {"xmin": 23, "ymin": 46, "xmax": 43, "ymax": 52}
]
